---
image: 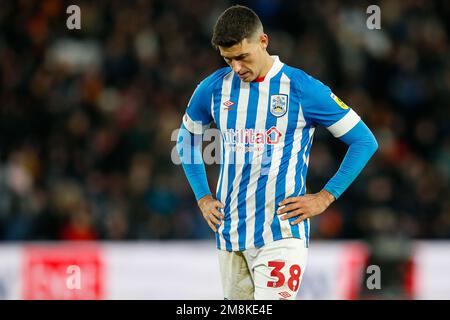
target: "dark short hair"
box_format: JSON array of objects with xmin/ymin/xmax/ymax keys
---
[{"xmin": 211, "ymin": 5, "xmax": 263, "ymax": 49}]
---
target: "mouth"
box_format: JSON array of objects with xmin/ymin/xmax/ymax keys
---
[{"xmin": 238, "ymin": 71, "xmax": 250, "ymax": 79}]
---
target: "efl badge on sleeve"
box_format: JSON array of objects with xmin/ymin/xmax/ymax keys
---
[
  {"xmin": 330, "ymin": 92, "xmax": 349, "ymax": 110},
  {"xmin": 270, "ymin": 94, "xmax": 288, "ymax": 117}
]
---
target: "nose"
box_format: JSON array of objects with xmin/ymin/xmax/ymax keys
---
[{"xmin": 231, "ymin": 60, "xmax": 242, "ymax": 74}]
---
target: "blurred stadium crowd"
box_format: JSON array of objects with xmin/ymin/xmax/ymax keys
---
[{"xmin": 0, "ymin": 0, "xmax": 449, "ymax": 242}]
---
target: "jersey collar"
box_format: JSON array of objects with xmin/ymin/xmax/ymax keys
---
[{"xmin": 262, "ymin": 55, "xmax": 284, "ymax": 81}]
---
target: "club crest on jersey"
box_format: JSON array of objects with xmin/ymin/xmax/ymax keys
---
[{"xmin": 270, "ymin": 94, "xmax": 288, "ymax": 117}]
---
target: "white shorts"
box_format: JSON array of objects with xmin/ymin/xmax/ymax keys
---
[{"xmin": 218, "ymin": 238, "xmax": 308, "ymax": 300}]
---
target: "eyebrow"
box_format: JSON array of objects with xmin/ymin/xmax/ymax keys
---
[{"xmin": 221, "ymin": 53, "xmax": 249, "ymax": 60}]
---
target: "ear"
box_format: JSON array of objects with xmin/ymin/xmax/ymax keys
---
[{"xmin": 260, "ymin": 34, "xmax": 269, "ymax": 50}]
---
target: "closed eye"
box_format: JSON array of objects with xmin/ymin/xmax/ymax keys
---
[{"xmin": 222, "ymin": 54, "xmax": 249, "ymax": 64}]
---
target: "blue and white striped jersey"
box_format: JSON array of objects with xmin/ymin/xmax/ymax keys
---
[{"xmin": 182, "ymin": 56, "xmax": 361, "ymax": 252}]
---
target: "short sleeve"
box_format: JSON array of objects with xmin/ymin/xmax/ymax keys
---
[
  {"xmin": 183, "ymin": 79, "xmax": 214, "ymax": 134},
  {"xmin": 299, "ymin": 72, "xmax": 361, "ymax": 138}
]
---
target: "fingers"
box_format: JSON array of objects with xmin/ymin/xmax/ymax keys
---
[
  {"xmin": 209, "ymin": 200, "xmax": 225, "ymax": 219},
  {"xmin": 277, "ymin": 196, "xmax": 310, "ymax": 225},
  {"xmin": 290, "ymin": 214, "xmax": 309, "ymax": 225},
  {"xmin": 206, "ymin": 219, "xmax": 217, "ymax": 232},
  {"xmin": 209, "ymin": 202, "xmax": 224, "ymax": 225},
  {"xmin": 202, "ymin": 200, "xmax": 226, "ymax": 232},
  {"xmin": 208, "ymin": 212, "xmax": 222, "ymax": 226},
  {"xmin": 215, "ymin": 200, "xmax": 225, "ymax": 210},
  {"xmin": 280, "ymin": 209, "xmax": 303, "ymax": 221},
  {"xmin": 278, "ymin": 197, "xmax": 299, "ymax": 207},
  {"xmin": 277, "ymin": 202, "xmax": 302, "ymax": 215},
  {"xmin": 211, "ymin": 207, "xmax": 224, "ymax": 220},
  {"xmin": 279, "ymin": 210, "xmax": 309, "ymax": 225}
]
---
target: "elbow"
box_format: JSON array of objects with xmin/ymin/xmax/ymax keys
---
[
  {"xmin": 367, "ymin": 134, "xmax": 378, "ymax": 157},
  {"xmin": 351, "ymin": 132, "xmax": 378, "ymax": 158}
]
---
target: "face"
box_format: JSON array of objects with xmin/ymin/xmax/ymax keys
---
[{"xmin": 218, "ymin": 35, "xmax": 268, "ymax": 82}]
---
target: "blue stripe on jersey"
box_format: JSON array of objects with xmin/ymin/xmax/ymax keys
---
[
  {"xmin": 293, "ymin": 125, "xmax": 313, "ymax": 196},
  {"xmin": 212, "ymin": 78, "xmax": 225, "ymax": 250},
  {"xmin": 298, "ymin": 131, "xmax": 313, "ymax": 196},
  {"xmin": 298, "ymin": 131, "xmax": 314, "ymax": 197},
  {"xmin": 222, "ymin": 74, "xmax": 241, "ymax": 251},
  {"xmin": 215, "ymin": 134, "xmax": 225, "ymax": 250},
  {"xmin": 217, "ymin": 138, "xmax": 226, "ymax": 249},
  {"xmin": 254, "ymin": 71, "xmax": 284, "ymax": 248},
  {"xmin": 290, "ymin": 213, "xmax": 301, "ymax": 239},
  {"xmin": 304, "ymin": 219, "xmax": 309, "ymax": 248},
  {"xmin": 299, "ymin": 135, "xmax": 314, "ymax": 248},
  {"xmin": 215, "ymin": 228, "xmax": 221, "ymax": 250},
  {"xmin": 236, "ymin": 81, "xmax": 260, "ymax": 251}
]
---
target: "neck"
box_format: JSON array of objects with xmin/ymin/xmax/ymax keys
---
[{"xmin": 258, "ymin": 53, "xmax": 274, "ymax": 78}]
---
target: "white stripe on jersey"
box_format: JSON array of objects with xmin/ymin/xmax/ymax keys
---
[
  {"xmin": 217, "ymin": 71, "xmax": 234, "ymax": 250},
  {"xmin": 228, "ymin": 81, "xmax": 250, "ymax": 250},
  {"xmin": 210, "ymin": 94, "xmax": 215, "ymax": 123},
  {"xmin": 261, "ymin": 73, "xmax": 291, "ymax": 244},
  {"xmin": 326, "ymin": 109, "xmax": 360, "ymax": 137},
  {"xmin": 305, "ymin": 127, "xmax": 315, "ymax": 168}
]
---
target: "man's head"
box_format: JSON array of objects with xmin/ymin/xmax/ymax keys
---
[{"xmin": 212, "ymin": 5, "xmax": 271, "ymax": 82}]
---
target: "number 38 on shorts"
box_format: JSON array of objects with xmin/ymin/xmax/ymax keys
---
[{"xmin": 267, "ymin": 261, "xmax": 302, "ymax": 292}]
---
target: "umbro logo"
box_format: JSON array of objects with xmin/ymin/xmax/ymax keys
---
[
  {"xmin": 223, "ymin": 100, "xmax": 234, "ymax": 110},
  {"xmin": 278, "ymin": 291, "xmax": 291, "ymax": 299}
]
